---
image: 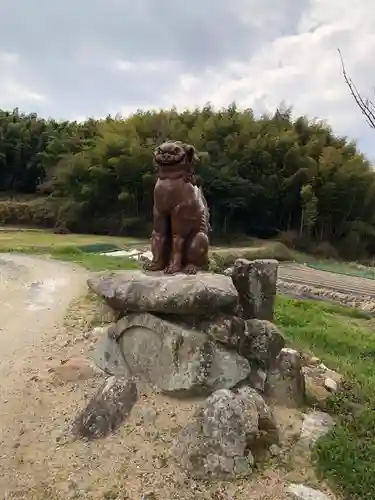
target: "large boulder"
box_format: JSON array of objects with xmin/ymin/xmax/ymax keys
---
[
  {"xmin": 172, "ymin": 387, "xmax": 279, "ymax": 479},
  {"xmin": 157, "ymin": 313, "xmax": 246, "ymax": 347},
  {"xmin": 87, "ymin": 270, "xmax": 238, "ymax": 316},
  {"xmin": 240, "ymin": 319, "xmax": 285, "ymax": 369},
  {"xmin": 93, "ymin": 313, "xmax": 251, "ymax": 397},
  {"xmin": 231, "ymin": 258, "xmax": 278, "ymax": 321},
  {"xmin": 158, "ymin": 315, "xmax": 285, "ymax": 371}
]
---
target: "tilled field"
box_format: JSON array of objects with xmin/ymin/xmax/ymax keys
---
[
  {"xmin": 278, "ymin": 263, "xmax": 375, "ymax": 313},
  {"xmin": 279, "ymin": 263, "xmax": 375, "ymax": 297}
]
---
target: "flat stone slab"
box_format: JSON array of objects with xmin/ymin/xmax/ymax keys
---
[{"xmin": 88, "ymin": 270, "xmax": 238, "ymax": 315}]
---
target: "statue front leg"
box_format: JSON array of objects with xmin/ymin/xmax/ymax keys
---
[
  {"xmin": 164, "ymin": 208, "xmax": 185, "ymax": 274},
  {"xmin": 144, "ymin": 209, "xmax": 169, "ymax": 272},
  {"xmin": 164, "ymin": 234, "xmax": 184, "ymax": 274}
]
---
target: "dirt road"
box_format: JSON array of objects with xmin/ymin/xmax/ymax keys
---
[
  {"xmin": 0, "ymin": 253, "xmax": 88, "ymax": 380},
  {"xmin": 0, "ymin": 254, "xmax": 89, "ymax": 498}
]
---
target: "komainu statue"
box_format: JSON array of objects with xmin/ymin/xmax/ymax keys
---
[{"xmin": 145, "ymin": 140, "xmax": 210, "ymax": 274}]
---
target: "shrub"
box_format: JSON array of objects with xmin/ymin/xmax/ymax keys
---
[
  {"xmin": 209, "ymin": 241, "xmax": 294, "ymax": 272},
  {"xmin": 0, "ymin": 198, "xmax": 58, "ymax": 227}
]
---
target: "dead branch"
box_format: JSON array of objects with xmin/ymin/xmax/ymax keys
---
[{"xmin": 338, "ymin": 48, "xmax": 375, "ymax": 130}]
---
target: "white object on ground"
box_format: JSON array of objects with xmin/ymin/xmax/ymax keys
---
[
  {"xmin": 287, "ymin": 483, "xmax": 330, "ymax": 500},
  {"xmin": 324, "ymin": 377, "xmax": 338, "ymax": 392},
  {"xmin": 99, "ymin": 248, "xmax": 153, "ymax": 262},
  {"xmin": 99, "ymin": 249, "xmax": 141, "ymax": 257},
  {"xmin": 299, "ymin": 411, "xmax": 335, "ymax": 448}
]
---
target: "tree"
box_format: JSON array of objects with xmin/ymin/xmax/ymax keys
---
[
  {"xmin": 300, "ymin": 184, "xmax": 318, "ymax": 236},
  {"xmin": 0, "ymin": 103, "xmax": 374, "ymax": 258},
  {"xmin": 338, "ymin": 48, "xmax": 375, "ymax": 130}
]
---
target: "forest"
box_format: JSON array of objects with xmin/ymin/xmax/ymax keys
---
[{"xmin": 0, "ymin": 104, "xmax": 374, "ymax": 259}]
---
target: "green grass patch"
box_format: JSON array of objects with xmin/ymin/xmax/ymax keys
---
[
  {"xmin": 49, "ymin": 246, "xmax": 139, "ymax": 271},
  {"xmin": 1, "ymin": 244, "xmax": 139, "ymax": 271},
  {"xmin": 0, "ymin": 228, "xmax": 146, "ymax": 250},
  {"xmin": 0, "ymin": 228, "xmax": 145, "ymax": 270},
  {"xmin": 275, "ymin": 296, "xmax": 375, "ymax": 500}
]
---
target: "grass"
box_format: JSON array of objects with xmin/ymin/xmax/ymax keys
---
[
  {"xmin": 47, "ymin": 246, "xmax": 140, "ymax": 271},
  {"xmin": 0, "ymin": 228, "xmax": 297, "ymax": 272},
  {"xmin": 275, "ymin": 296, "xmax": 375, "ymax": 500},
  {"xmin": 0, "ymin": 245, "xmax": 140, "ymax": 271},
  {"xmin": 0, "ymin": 228, "xmax": 146, "ymax": 271},
  {"xmin": 0, "ymin": 228, "xmax": 146, "ymax": 250}
]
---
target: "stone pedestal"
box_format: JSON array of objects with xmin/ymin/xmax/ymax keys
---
[{"xmin": 88, "ymin": 260, "xmax": 283, "ymax": 399}]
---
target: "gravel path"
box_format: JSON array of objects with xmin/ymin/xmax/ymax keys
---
[
  {"xmin": 0, "ymin": 253, "xmax": 89, "ymax": 380},
  {"xmin": 0, "ymin": 254, "xmax": 89, "ymax": 497}
]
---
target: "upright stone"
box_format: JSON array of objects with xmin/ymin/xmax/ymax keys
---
[
  {"xmin": 231, "ymin": 258, "xmax": 278, "ymax": 321},
  {"xmin": 71, "ymin": 376, "xmax": 137, "ymax": 440},
  {"xmin": 265, "ymin": 348, "xmax": 306, "ymax": 408}
]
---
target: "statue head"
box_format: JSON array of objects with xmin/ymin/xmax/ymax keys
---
[{"xmin": 153, "ymin": 140, "xmax": 199, "ymax": 167}]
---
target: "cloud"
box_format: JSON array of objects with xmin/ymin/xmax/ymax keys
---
[
  {"xmin": 164, "ymin": 0, "xmax": 375, "ymax": 156},
  {"xmin": 0, "ymin": 51, "xmax": 45, "ymax": 107},
  {"xmin": 0, "ymin": 0, "xmax": 373, "ymax": 157}
]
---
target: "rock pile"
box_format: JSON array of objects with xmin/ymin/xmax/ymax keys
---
[
  {"xmin": 87, "ymin": 259, "xmax": 284, "ymax": 400},
  {"xmin": 79, "ymin": 258, "xmax": 338, "ymax": 482}
]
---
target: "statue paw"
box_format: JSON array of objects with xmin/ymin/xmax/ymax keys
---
[
  {"xmin": 144, "ymin": 261, "xmax": 165, "ymax": 272},
  {"xmin": 183, "ymin": 264, "xmax": 198, "ymax": 275},
  {"xmin": 164, "ymin": 264, "xmax": 182, "ymax": 275}
]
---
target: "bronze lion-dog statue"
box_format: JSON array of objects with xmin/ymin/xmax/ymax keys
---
[{"xmin": 145, "ymin": 140, "xmax": 210, "ymax": 274}]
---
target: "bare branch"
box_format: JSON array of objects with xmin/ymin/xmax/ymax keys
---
[{"xmin": 338, "ymin": 48, "xmax": 375, "ymax": 130}]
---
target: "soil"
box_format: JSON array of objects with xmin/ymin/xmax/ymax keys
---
[{"xmin": 0, "ymin": 254, "xmax": 337, "ymax": 500}]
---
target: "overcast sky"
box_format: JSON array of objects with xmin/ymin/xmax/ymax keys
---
[{"xmin": 0, "ymin": 0, "xmax": 374, "ymax": 159}]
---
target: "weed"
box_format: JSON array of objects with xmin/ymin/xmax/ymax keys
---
[{"xmin": 275, "ymin": 296, "xmax": 375, "ymax": 499}]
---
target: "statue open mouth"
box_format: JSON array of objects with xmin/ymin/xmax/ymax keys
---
[
  {"xmin": 154, "ymin": 143, "xmax": 186, "ymax": 166},
  {"xmin": 154, "ymin": 151, "xmax": 185, "ymax": 165}
]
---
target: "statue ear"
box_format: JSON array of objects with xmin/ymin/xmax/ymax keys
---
[{"xmin": 185, "ymin": 144, "xmax": 199, "ymax": 162}]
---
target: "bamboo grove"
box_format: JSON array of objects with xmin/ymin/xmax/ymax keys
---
[{"xmin": 0, "ymin": 104, "xmax": 374, "ymax": 259}]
